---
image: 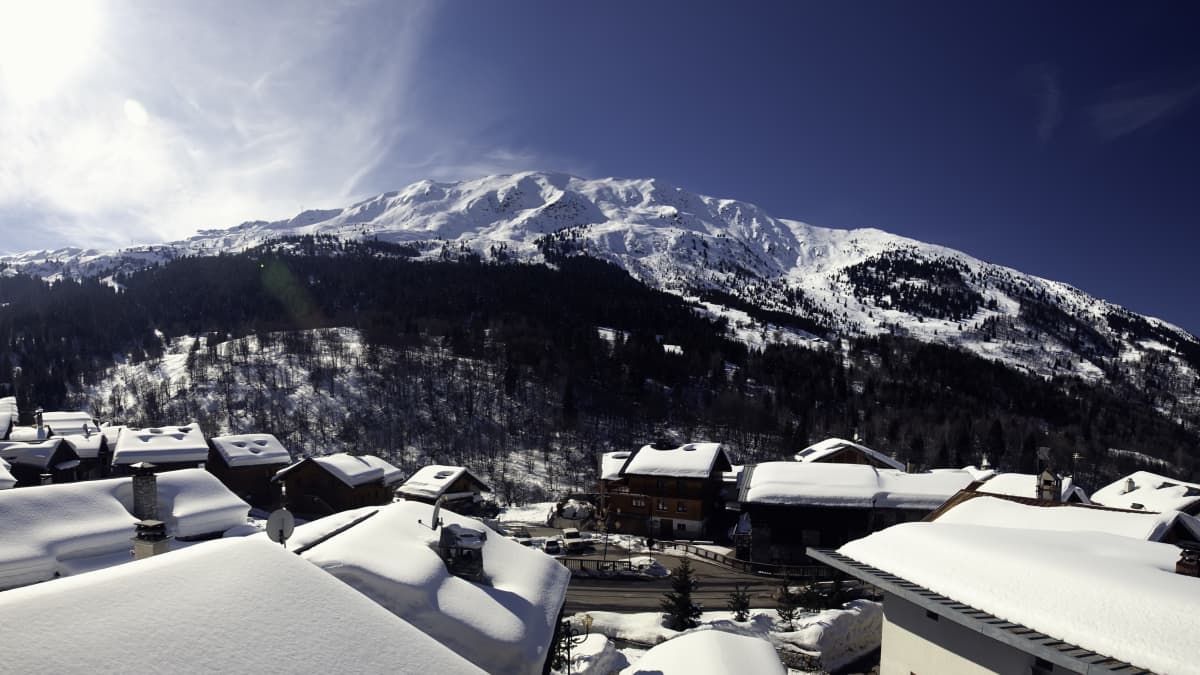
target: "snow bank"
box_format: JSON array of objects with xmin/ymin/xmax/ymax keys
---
[
  {"xmin": 742, "ymin": 462, "xmax": 972, "ymax": 509},
  {"xmin": 112, "ymin": 468, "xmax": 251, "ymax": 538},
  {"xmin": 840, "ymin": 522, "xmax": 1200, "ymax": 674},
  {"xmin": 623, "ymin": 442, "xmax": 730, "ymax": 478},
  {"xmin": 499, "ymin": 501, "xmax": 556, "ymax": 525},
  {"xmin": 774, "ymin": 600, "xmax": 882, "ymax": 672},
  {"xmin": 566, "ymin": 634, "xmax": 630, "ymax": 675},
  {"xmin": 0, "ymin": 538, "xmax": 485, "ymax": 674},
  {"xmin": 210, "ymin": 433, "xmax": 292, "ymax": 467},
  {"xmin": 298, "ymin": 500, "xmax": 571, "ymax": 675},
  {"xmin": 1091, "ymin": 470, "xmax": 1200, "ymax": 514},
  {"xmin": 794, "ymin": 437, "xmax": 904, "ymax": 471},
  {"xmin": 621, "ymin": 629, "xmax": 784, "ymax": 675}
]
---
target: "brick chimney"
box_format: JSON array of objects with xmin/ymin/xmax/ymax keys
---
[
  {"xmin": 131, "ymin": 462, "xmax": 158, "ymax": 520},
  {"xmin": 1037, "ymin": 469, "xmax": 1061, "ymax": 502}
]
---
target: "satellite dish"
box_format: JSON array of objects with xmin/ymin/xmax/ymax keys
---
[{"xmin": 266, "ymin": 508, "xmax": 296, "ymax": 546}]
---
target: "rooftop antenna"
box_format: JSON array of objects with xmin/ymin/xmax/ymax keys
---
[{"xmin": 419, "ymin": 495, "xmax": 445, "ymax": 531}]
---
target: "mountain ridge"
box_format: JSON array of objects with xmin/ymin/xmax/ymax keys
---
[{"xmin": 3, "ymin": 171, "xmax": 1197, "ymax": 422}]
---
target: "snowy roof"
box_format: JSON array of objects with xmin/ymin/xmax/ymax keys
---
[
  {"xmin": 837, "ymin": 523, "xmax": 1200, "ymax": 675},
  {"xmin": 100, "ymin": 424, "xmax": 125, "ymax": 446},
  {"xmin": 0, "ymin": 396, "xmax": 16, "ymax": 426},
  {"xmin": 0, "ymin": 462, "xmax": 13, "ymax": 490},
  {"xmin": 793, "ymin": 437, "xmax": 904, "ymax": 471},
  {"xmin": 0, "ymin": 538, "xmax": 485, "ymax": 674},
  {"xmin": 6, "ymin": 426, "xmax": 45, "ymax": 442},
  {"xmin": 62, "ymin": 432, "xmax": 105, "ymax": 459},
  {"xmin": 276, "ymin": 453, "xmax": 404, "ymax": 488},
  {"xmin": 296, "ymin": 501, "xmax": 571, "ymax": 675},
  {"xmin": 40, "ymin": 411, "xmax": 97, "ymax": 436},
  {"xmin": 0, "ymin": 439, "xmax": 70, "ymax": 470},
  {"xmin": 210, "ymin": 433, "xmax": 293, "ymax": 468},
  {"xmin": 398, "ymin": 465, "xmax": 489, "ymax": 500},
  {"xmin": 621, "ymin": 442, "xmax": 731, "ymax": 478},
  {"xmin": 977, "ymin": 472, "xmax": 1090, "ymax": 503},
  {"xmin": 932, "ymin": 494, "xmax": 1199, "ymax": 542},
  {"xmin": 741, "ymin": 462, "xmax": 974, "ymax": 509},
  {"xmin": 1090, "ymin": 470, "xmax": 1200, "ymax": 514},
  {"xmin": 112, "ymin": 422, "xmax": 209, "ymax": 465},
  {"xmin": 0, "ymin": 469, "xmax": 248, "ymax": 589},
  {"xmin": 620, "ymin": 629, "xmax": 784, "ymax": 675},
  {"xmin": 600, "ymin": 451, "xmax": 632, "ymax": 481}
]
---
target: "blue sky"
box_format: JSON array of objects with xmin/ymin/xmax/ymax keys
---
[{"xmin": 1, "ymin": 1, "xmax": 1197, "ymax": 333}]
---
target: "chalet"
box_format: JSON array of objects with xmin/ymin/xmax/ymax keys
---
[
  {"xmin": 0, "ymin": 439, "xmax": 81, "ymax": 486},
  {"xmin": 274, "ymin": 453, "xmax": 403, "ymax": 516},
  {"xmin": 976, "ymin": 470, "xmax": 1090, "ymax": 503},
  {"xmin": 794, "ymin": 437, "xmax": 904, "ymax": 471},
  {"xmin": 733, "ymin": 462, "xmax": 976, "ymax": 563},
  {"xmin": 397, "ymin": 464, "xmax": 491, "ymax": 513},
  {"xmin": 810, "ymin": 520, "xmax": 1200, "ymax": 674},
  {"xmin": 0, "ymin": 538, "xmax": 485, "ymax": 673},
  {"xmin": 600, "ymin": 442, "xmax": 733, "ymax": 539},
  {"xmin": 295, "ymin": 500, "xmax": 570, "ymax": 675},
  {"xmin": 61, "ymin": 430, "xmax": 114, "ymax": 480},
  {"xmin": 1090, "ymin": 470, "xmax": 1200, "ymax": 516},
  {"xmin": 111, "ymin": 423, "xmax": 209, "ymax": 474},
  {"xmin": 7, "ymin": 410, "xmax": 100, "ymax": 442},
  {"xmin": 208, "ymin": 433, "xmax": 293, "ymax": 508}
]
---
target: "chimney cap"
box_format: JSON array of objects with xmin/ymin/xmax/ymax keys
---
[{"xmin": 130, "ymin": 461, "xmax": 157, "ymax": 474}]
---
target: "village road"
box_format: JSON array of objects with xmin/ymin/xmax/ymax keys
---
[{"xmin": 563, "ymin": 552, "xmax": 780, "ymax": 613}]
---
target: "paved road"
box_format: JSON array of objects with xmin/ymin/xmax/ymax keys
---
[{"xmin": 564, "ymin": 552, "xmax": 782, "ymax": 613}]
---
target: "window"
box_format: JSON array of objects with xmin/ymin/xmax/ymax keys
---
[
  {"xmin": 657, "ymin": 499, "xmax": 667, "ymax": 511},
  {"xmin": 631, "ymin": 497, "xmax": 646, "ymax": 508},
  {"xmin": 676, "ymin": 501, "xmax": 687, "ymax": 513},
  {"xmin": 676, "ymin": 523, "xmax": 686, "ymax": 531},
  {"xmin": 656, "ymin": 478, "xmax": 667, "ymax": 489}
]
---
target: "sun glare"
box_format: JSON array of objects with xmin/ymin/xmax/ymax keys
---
[{"xmin": 0, "ymin": 0, "xmax": 103, "ymax": 102}]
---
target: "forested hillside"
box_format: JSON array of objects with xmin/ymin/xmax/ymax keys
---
[{"xmin": 1, "ymin": 241, "xmax": 1195, "ymax": 488}]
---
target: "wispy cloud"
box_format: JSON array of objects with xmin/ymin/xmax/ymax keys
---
[
  {"xmin": 0, "ymin": 0, "xmax": 563, "ymax": 254},
  {"xmin": 1089, "ymin": 77, "xmax": 1200, "ymax": 142},
  {"xmin": 1021, "ymin": 63, "xmax": 1063, "ymax": 144}
]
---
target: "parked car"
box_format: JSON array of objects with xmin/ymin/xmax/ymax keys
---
[
  {"xmin": 543, "ymin": 538, "xmax": 562, "ymax": 555},
  {"xmin": 561, "ymin": 528, "xmax": 585, "ymax": 554}
]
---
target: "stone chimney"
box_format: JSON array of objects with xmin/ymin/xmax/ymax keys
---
[
  {"xmin": 131, "ymin": 462, "xmax": 158, "ymax": 520},
  {"xmin": 1037, "ymin": 469, "xmax": 1061, "ymax": 502},
  {"xmin": 131, "ymin": 520, "xmax": 171, "ymax": 560}
]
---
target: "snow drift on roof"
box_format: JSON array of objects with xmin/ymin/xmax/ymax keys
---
[
  {"xmin": 283, "ymin": 453, "xmax": 404, "ymax": 488},
  {"xmin": 1091, "ymin": 471, "xmax": 1200, "ymax": 514},
  {"xmin": 62, "ymin": 432, "xmax": 104, "ymax": 459},
  {"xmin": 0, "ymin": 464, "xmax": 13, "ymax": 490},
  {"xmin": 298, "ymin": 501, "xmax": 570, "ymax": 675},
  {"xmin": 398, "ymin": 464, "xmax": 486, "ymax": 500},
  {"xmin": 210, "ymin": 433, "xmax": 292, "ymax": 467},
  {"xmin": 0, "ymin": 396, "xmax": 17, "ymax": 426},
  {"xmin": 41, "ymin": 411, "xmax": 97, "ymax": 436},
  {"xmin": 0, "ymin": 439, "xmax": 68, "ymax": 470},
  {"xmin": 600, "ymin": 451, "xmax": 631, "ymax": 481},
  {"xmin": 112, "ymin": 422, "xmax": 208, "ymax": 465},
  {"xmin": 839, "ymin": 523, "xmax": 1200, "ymax": 675},
  {"xmin": 620, "ymin": 629, "xmax": 784, "ymax": 675},
  {"xmin": 0, "ymin": 470, "xmax": 248, "ymax": 589},
  {"xmin": 933, "ymin": 495, "xmax": 1190, "ymax": 542},
  {"xmin": 742, "ymin": 462, "xmax": 973, "ymax": 509},
  {"xmin": 793, "ymin": 437, "xmax": 904, "ymax": 471},
  {"xmin": 977, "ymin": 472, "xmax": 1089, "ymax": 503},
  {"xmin": 622, "ymin": 442, "xmax": 730, "ymax": 478},
  {"xmin": 0, "ymin": 538, "xmax": 485, "ymax": 674}
]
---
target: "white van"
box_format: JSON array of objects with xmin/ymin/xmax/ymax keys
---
[{"xmin": 561, "ymin": 528, "xmax": 584, "ymax": 554}]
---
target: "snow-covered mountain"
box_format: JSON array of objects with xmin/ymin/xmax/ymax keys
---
[{"xmin": 5, "ymin": 171, "xmax": 1198, "ymax": 418}]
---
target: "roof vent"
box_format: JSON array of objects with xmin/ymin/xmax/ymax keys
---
[
  {"xmin": 1131, "ymin": 502, "xmax": 1145, "ymax": 510},
  {"xmin": 612, "ymin": 452, "xmax": 630, "ymax": 459},
  {"xmin": 681, "ymin": 444, "xmax": 697, "ymax": 452},
  {"xmin": 434, "ymin": 470, "xmax": 455, "ymax": 479}
]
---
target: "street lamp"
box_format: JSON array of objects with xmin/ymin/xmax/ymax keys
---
[{"xmin": 553, "ymin": 613, "xmax": 594, "ymax": 674}]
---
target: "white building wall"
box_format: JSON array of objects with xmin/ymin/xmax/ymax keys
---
[{"xmin": 880, "ymin": 593, "xmax": 1040, "ymax": 675}]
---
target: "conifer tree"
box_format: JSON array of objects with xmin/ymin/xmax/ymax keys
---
[
  {"xmin": 660, "ymin": 559, "xmax": 701, "ymax": 630},
  {"xmin": 727, "ymin": 583, "xmax": 751, "ymax": 622}
]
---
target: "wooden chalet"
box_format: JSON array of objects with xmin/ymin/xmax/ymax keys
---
[
  {"xmin": 273, "ymin": 453, "xmax": 403, "ymax": 516},
  {"xmin": 397, "ymin": 465, "xmax": 491, "ymax": 513},
  {"xmin": 110, "ymin": 423, "xmax": 209, "ymax": 475},
  {"xmin": 793, "ymin": 437, "xmax": 905, "ymax": 470},
  {"xmin": 61, "ymin": 431, "xmax": 113, "ymax": 480},
  {"xmin": 207, "ymin": 433, "xmax": 293, "ymax": 508},
  {"xmin": 732, "ymin": 462, "xmax": 976, "ymax": 563},
  {"xmin": 600, "ymin": 442, "xmax": 733, "ymax": 540},
  {"xmin": 0, "ymin": 439, "xmax": 81, "ymax": 486}
]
